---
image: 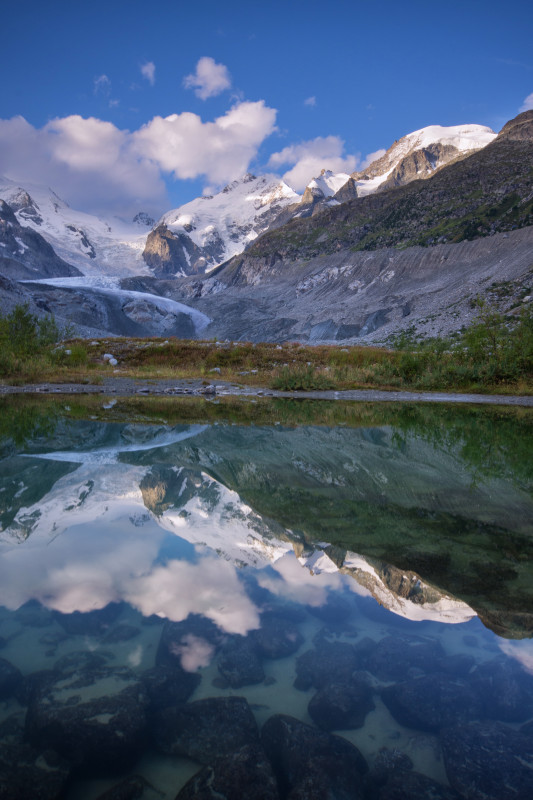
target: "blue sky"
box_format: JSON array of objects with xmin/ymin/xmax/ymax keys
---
[{"xmin": 1, "ymin": 0, "xmax": 532, "ymax": 217}]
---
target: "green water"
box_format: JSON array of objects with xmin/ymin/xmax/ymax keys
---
[{"xmin": 0, "ymin": 396, "xmax": 532, "ymax": 799}]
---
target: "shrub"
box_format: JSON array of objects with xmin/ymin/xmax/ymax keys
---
[
  {"xmin": 0, "ymin": 304, "xmax": 62, "ymax": 358},
  {"xmin": 271, "ymin": 366, "xmax": 335, "ymax": 391}
]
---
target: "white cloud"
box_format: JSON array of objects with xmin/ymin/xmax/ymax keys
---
[
  {"xmin": 519, "ymin": 92, "xmax": 533, "ymax": 112},
  {"xmin": 304, "ymin": 96, "xmax": 316, "ymax": 107},
  {"xmin": 94, "ymin": 74, "xmax": 111, "ymax": 95},
  {"xmin": 133, "ymin": 100, "xmax": 277, "ymax": 183},
  {"xmin": 184, "ymin": 56, "xmax": 231, "ymax": 100},
  {"xmin": 141, "ymin": 61, "xmax": 156, "ymax": 86},
  {"xmin": 257, "ymin": 552, "xmax": 342, "ymax": 607},
  {"xmin": 269, "ymin": 135, "xmax": 359, "ymax": 191},
  {"xmin": 124, "ymin": 556, "xmax": 260, "ymax": 635},
  {"xmin": 0, "ymin": 102, "xmax": 277, "ymax": 216}
]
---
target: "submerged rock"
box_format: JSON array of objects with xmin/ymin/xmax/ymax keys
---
[
  {"xmin": 0, "ymin": 714, "xmax": 70, "ymax": 799},
  {"xmin": 54, "ymin": 650, "xmax": 109, "ymax": 674},
  {"xmin": 381, "ymin": 673, "xmax": 484, "ymax": 732},
  {"xmin": 25, "ymin": 665, "xmax": 149, "ymax": 776},
  {"xmin": 365, "ymin": 635, "xmax": 444, "ymax": 681},
  {"xmin": 156, "ymin": 615, "xmax": 224, "ymax": 670},
  {"xmin": 470, "ymin": 656, "xmax": 533, "ymax": 722},
  {"xmin": 176, "ymin": 743, "xmax": 280, "ymax": 800},
  {"xmin": 368, "ymin": 747, "xmax": 414, "ymax": 787},
  {"xmin": 0, "ymin": 657, "xmax": 23, "ymax": 700},
  {"xmin": 376, "ymin": 770, "xmax": 462, "ymax": 799},
  {"xmin": 294, "ymin": 641, "xmax": 359, "ymax": 691},
  {"xmin": 308, "ymin": 676, "xmax": 375, "ymax": 730},
  {"xmin": 251, "ymin": 614, "xmax": 304, "ymax": 659},
  {"xmin": 53, "ymin": 602, "xmax": 123, "ymax": 636},
  {"xmin": 441, "ymin": 720, "xmax": 533, "ymax": 800},
  {"xmin": 261, "ymin": 713, "xmax": 367, "ymax": 799},
  {"xmin": 142, "ymin": 664, "xmax": 201, "ymax": 712},
  {"xmin": 103, "ymin": 624, "xmax": 141, "ymax": 644},
  {"xmin": 217, "ymin": 636, "xmax": 265, "ymax": 688},
  {"xmin": 153, "ymin": 696, "xmax": 259, "ymax": 764},
  {"xmin": 95, "ymin": 775, "xmax": 159, "ymax": 800}
]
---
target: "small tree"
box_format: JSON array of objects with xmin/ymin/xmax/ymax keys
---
[
  {"xmin": 6, "ymin": 304, "xmax": 38, "ymax": 357},
  {"xmin": 0, "ymin": 304, "xmax": 62, "ymax": 358}
]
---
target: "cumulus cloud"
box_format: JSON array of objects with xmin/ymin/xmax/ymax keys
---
[
  {"xmin": 184, "ymin": 56, "xmax": 231, "ymax": 100},
  {"xmin": 304, "ymin": 96, "xmax": 316, "ymax": 107},
  {"xmin": 141, "ymin": 61, "xmax": 156, "ymax": 86},
  {"xmin": 0, "ymin": 115, "xmax": 167, "ymax": 217},
  {"xmin": 125, "ymin": 556, "xmax": 260, "ymax": 635},
  {"xmin": 0, "ymin": 101, "xmax": 277, "ymax": 216},
  {"xmin": 520, "ymin": 92, "xmax": 533, "ymax": 112},
  {"xmin": 269, "ymin": 135, "xmax": 359, "ymax": 191},
  {"xmin": 133, "ymin": 100, "xmax": 277, "ymax": 183}
]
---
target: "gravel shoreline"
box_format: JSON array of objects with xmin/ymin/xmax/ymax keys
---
[{"xmin": 1, "ymin": 378, "xmax": 532, "ymax": 406}]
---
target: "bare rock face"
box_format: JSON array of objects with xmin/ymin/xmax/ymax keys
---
[
  {"xmin": 333, "ymin": 176, "xmax": 359, "ymax": 203},
  {"xmin": 132, "ymin": 211, "xmax": 155, "ymax": 227},
  {"xmin": 142, "ymin": 224, "xmax": 200, "ymax": 276},
  {"xmin": 379, "ymin": 142, "xmax": 462, "ymax": 190},
  {"xmin": 497, "ymin": 109, "xmax": 533, "ymax": 141}
]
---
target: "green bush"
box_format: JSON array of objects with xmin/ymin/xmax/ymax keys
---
[
  {"xmin": 271, "ymin": 366, "xmax": 335, "ymax": 391},
  {"xmin": 0, "ymin": 304, "xmax": 62, "ymax": 358}
]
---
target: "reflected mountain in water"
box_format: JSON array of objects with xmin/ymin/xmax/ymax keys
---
[{"xmin": 3, "ymin": 414, "xmax": 530, "ymax": 635}]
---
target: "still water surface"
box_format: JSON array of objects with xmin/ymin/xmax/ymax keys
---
[{"xmin": 0, "ymin": 397, "xmax": 532, "ymax": 799}]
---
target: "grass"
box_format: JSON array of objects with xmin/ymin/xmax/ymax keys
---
[{"xmin": 0, "ymin": 304, "xmax": 532, "ymax": 395}]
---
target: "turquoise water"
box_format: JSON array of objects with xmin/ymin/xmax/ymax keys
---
[{"xmin": 0, "ymin": 399, "xmax": 532, "ymax": 799}]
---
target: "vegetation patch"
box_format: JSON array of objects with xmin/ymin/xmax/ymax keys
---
[{"xmin": 0, "ymin": 301, "xmax": 531, "ymax": 395}]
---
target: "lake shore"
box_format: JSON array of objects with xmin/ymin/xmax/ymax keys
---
[{"xmin": 1, "ymin": 377, "xmax": 532, "ymax": 406}]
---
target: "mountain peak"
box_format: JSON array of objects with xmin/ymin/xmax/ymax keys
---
[
  {"xmin": 497, "ymin": 109, "xmax": 533, "ymax": 141},
  {"xmin": 350, "ymin": 122, "xmax": 496, "ymax": 196}
]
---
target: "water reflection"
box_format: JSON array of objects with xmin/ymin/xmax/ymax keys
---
[{"xmin": 0, "ymin": 399, "xmax": 532, "ymax": 799}]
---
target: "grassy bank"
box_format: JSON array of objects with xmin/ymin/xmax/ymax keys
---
[{"xmin": 0, "ymin": 303, "xmax": 532, "ymax": 394}]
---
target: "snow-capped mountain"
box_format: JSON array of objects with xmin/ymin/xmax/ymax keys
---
[
  {"xmin": 0, "ymin": 176, "xmax": 151, "ymax": 278},
  {"xmin": 142, "ymin": 173, "xmax": 300, "ymax": 277},
  {"xmin": 301, "ymin": 170, "xmax": 352, "ymax": 204},
  {"xmin": 347, "ymin": 123, "xmax": 497, "ymax": 197},
  {"xmin": 1, "ymin": 422, "xmax": 475, "ymax": 628},
  {"xmin": 273, "ymin": 124, "xmax": 497, "ymax": 225}
]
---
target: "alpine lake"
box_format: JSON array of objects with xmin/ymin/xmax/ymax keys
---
[{"xmin": 0, "ymin": 394, "xmax": 532, "ymax": 800}]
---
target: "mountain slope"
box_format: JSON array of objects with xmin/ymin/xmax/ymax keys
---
[
  {"xmin": 232, "ymin": 110, "xmax": 533, "ymax": 264},
  {"xmin": 266, "ymin": 123, "xmax": 497, "ymax": 229}
]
